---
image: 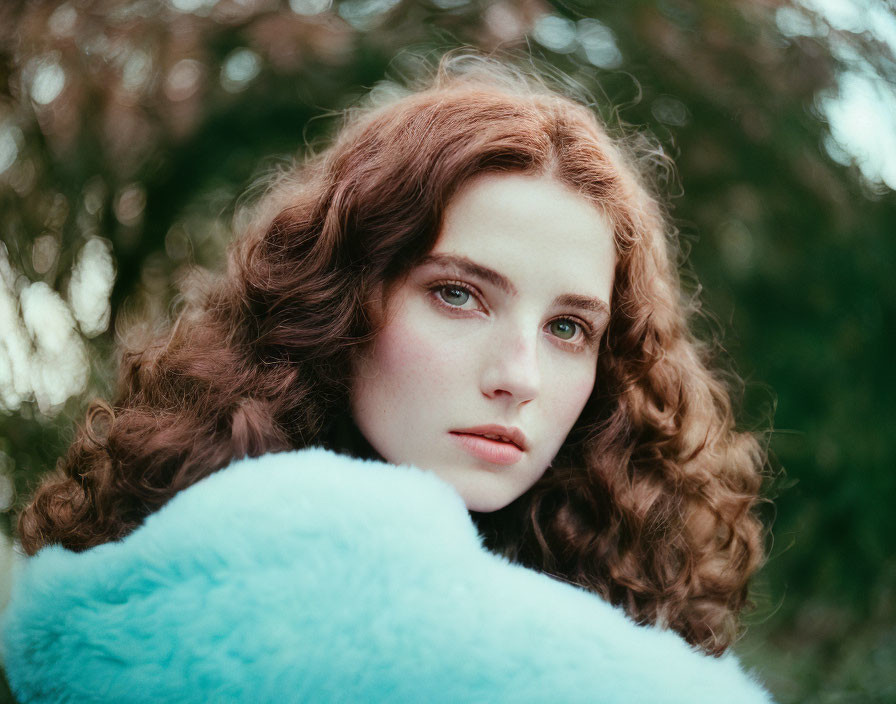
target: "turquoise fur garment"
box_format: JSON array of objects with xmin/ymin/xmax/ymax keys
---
[{"xmin": 1, "ymin": 448, "xmax": 772, "ymax": 703}]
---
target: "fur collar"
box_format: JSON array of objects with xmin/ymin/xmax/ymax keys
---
[{"xmin": 2, "ymin": 448, "xmax": 772, "ymax": 703}]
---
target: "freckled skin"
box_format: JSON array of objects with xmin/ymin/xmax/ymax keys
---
[{"xmin": 350, "ymin": 173, "xmax": 617, "ymax": 512}]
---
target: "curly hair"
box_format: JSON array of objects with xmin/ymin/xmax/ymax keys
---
[{"xmin": 18, "ymin": 57, "xmax": 765, "ymax": 656}]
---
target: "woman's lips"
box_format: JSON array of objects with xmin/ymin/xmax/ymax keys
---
[{"xmin": 450, "ymin": 432, "xmax": 524, "ymax": 466}]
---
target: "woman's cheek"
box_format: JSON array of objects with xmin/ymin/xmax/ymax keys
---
[
  {"xmin": 549, "ymin": 357, "xmax": 597, "ymax": 428},
  {"xmin": 375, "ymin": 305, "xmax": 462, "ymax": 395}
]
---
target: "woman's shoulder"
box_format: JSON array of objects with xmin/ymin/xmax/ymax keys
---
[
  {"xmin": 1, "ymin": 447, "xmax": 773, "ymax": 703},
  {"xmin": 144, "ymin": 446, "xmax": 483, "ymax": 561},
  {"xmin": 3, "ymin": 447, "xmax": 484, "ymax": 627}
]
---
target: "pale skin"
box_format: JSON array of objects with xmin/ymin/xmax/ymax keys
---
[{"xmin": 350, "ymin": 172, "xmax": 617, "ymax": 512}]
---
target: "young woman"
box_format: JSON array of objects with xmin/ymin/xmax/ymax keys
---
[{"xmin": 2, "ymin": 58, "xmax": 770, "ymax": 702}]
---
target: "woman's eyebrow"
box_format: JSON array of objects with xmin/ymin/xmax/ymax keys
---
[
  {"xmin": 553, "ymin": 294, "xmax": 610, "ymax": 319},
  {"xmin": 418, "ymin": 253, "xmax": 610, "ymax": 318},
  {"xmin": 420, "ymin": 253, "xmax": 517, "ymax": 295}
]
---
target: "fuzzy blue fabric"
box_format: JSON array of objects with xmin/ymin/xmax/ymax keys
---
[{"xmin": 1, "ymin": 448, "xmax": 772, "ymax": 703}]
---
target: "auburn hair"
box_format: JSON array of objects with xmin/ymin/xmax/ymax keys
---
[{"xmin": 19, "ymin": 57, "xmax": 765, "ymax": 656}]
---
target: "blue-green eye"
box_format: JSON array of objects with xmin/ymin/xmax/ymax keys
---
[
  {"xmin": 439, "ymin": 285, "xmax": 471, "ymax": 307},
  {"xmin": 549, "ymin": 319, "xmax": 578, "ymax": 340}
]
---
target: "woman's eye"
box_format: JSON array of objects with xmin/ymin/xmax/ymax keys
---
[
  {"xmin": 427, "ymin": 280, "xmax": 484, "ymax": 313},
  {"xmin": 437, "ymin": 285, "xmax": 472, "ymax": 307},
  {"xmin": 548, "ymin": 318, "xmax": 597, "ymax": 352},
  {"xmin": 549, "ymin": 318, "xmax": 578, "ymax": 340}
]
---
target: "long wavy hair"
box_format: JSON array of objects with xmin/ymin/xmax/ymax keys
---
[{"xmin": 19, "ymin": 57, "xmax": 766, "ymax": 656}]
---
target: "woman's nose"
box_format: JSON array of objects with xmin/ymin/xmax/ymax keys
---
[{"xmin": 479, "ymin": 325, "xmax": 540, "ymax": 405}]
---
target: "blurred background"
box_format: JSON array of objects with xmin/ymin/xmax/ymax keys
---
[{"xmin": 0, "ymin": 0, "xmax": 893, "ymax": 701}]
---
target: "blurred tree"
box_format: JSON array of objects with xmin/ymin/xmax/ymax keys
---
[{"xmin": 1, "ymin": 1, "xmax": 894, "ymax": 702}]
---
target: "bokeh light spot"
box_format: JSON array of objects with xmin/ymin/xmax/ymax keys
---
[
  {"xmin": 338, "ymin": 0, "xmax": 402, "ymax": 31},
  {"xmin": 532, "ymin": 14, "xmax": 577, "ymax": 54},
  {"xmin": 169, "ymin": 0, "xmax": 219, "ymax": 14},
  {"xmin": 165, "ymin": 59, "xmax": 202, "ymax": 102},
  {"xmin": 775, "ymin": 6, "xmax": 824, "ymax": 37},
  {"xmin": 20, "ymin": 281, "xmax": 90, "ymax": 415},
  {"xmin": 820, "ymin": 70, "xmax": 896, "ymax": 191},
  {"xmin": 221, "ymin": 48, "xmax": 262, "ymax": 93},
  {"xmin": 68, "ymin": 238, "xmax": 116, "ymax": 338},
  {"xmin": 484, "ymin": 3, "xmax": 524, "ymax": 43},
  {"xmin": 29, "ymin": 60, "xmax": 66, "ymax": 106},
  {"xmin": 651, "ymin": 95, "xmax": 690, "ymax": 127},
  {"xmin": 165, "ymin": 224, "xmax": 192, "ymax": 261},
  {"xmin": 82, "ymin": 176, "xmax": 107, "ymax": 216},
  {"xmin": 48, "ymin": 3, "xmax": 78, "ymax": 37},
  {"xmin": 31, "ymin": 236, "xmax": 59, "ymax": 276},
  {"xmin": 577, "ymin": 19, "xmax": 622, "ymax": 69},
  {"xmin": 122, "ymin": 50, "xmax": 154, "ymax": 93},
  {"xmin": 289, "ymin": 0, "xmax": 332, "ymax": 15},
  {"xmin": 0, "ymin": 124, "xmax": 23, "ymax": 175},
  {"xmin": 717, "ymin": 219, "xmax": 755, "ymax": 275},
  {"xmin": 114, "ymin": 183, "xmax": 146, "ymax": 226}
]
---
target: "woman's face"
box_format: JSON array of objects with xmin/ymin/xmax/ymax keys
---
[{"xmin": 350, "ymin": 173, "xmax": 616, "ymax": 512}]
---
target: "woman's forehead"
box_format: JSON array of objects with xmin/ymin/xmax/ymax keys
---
[{"xmin": 427, "ymin": 172, "xmax": 616, "ymax": 307}]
